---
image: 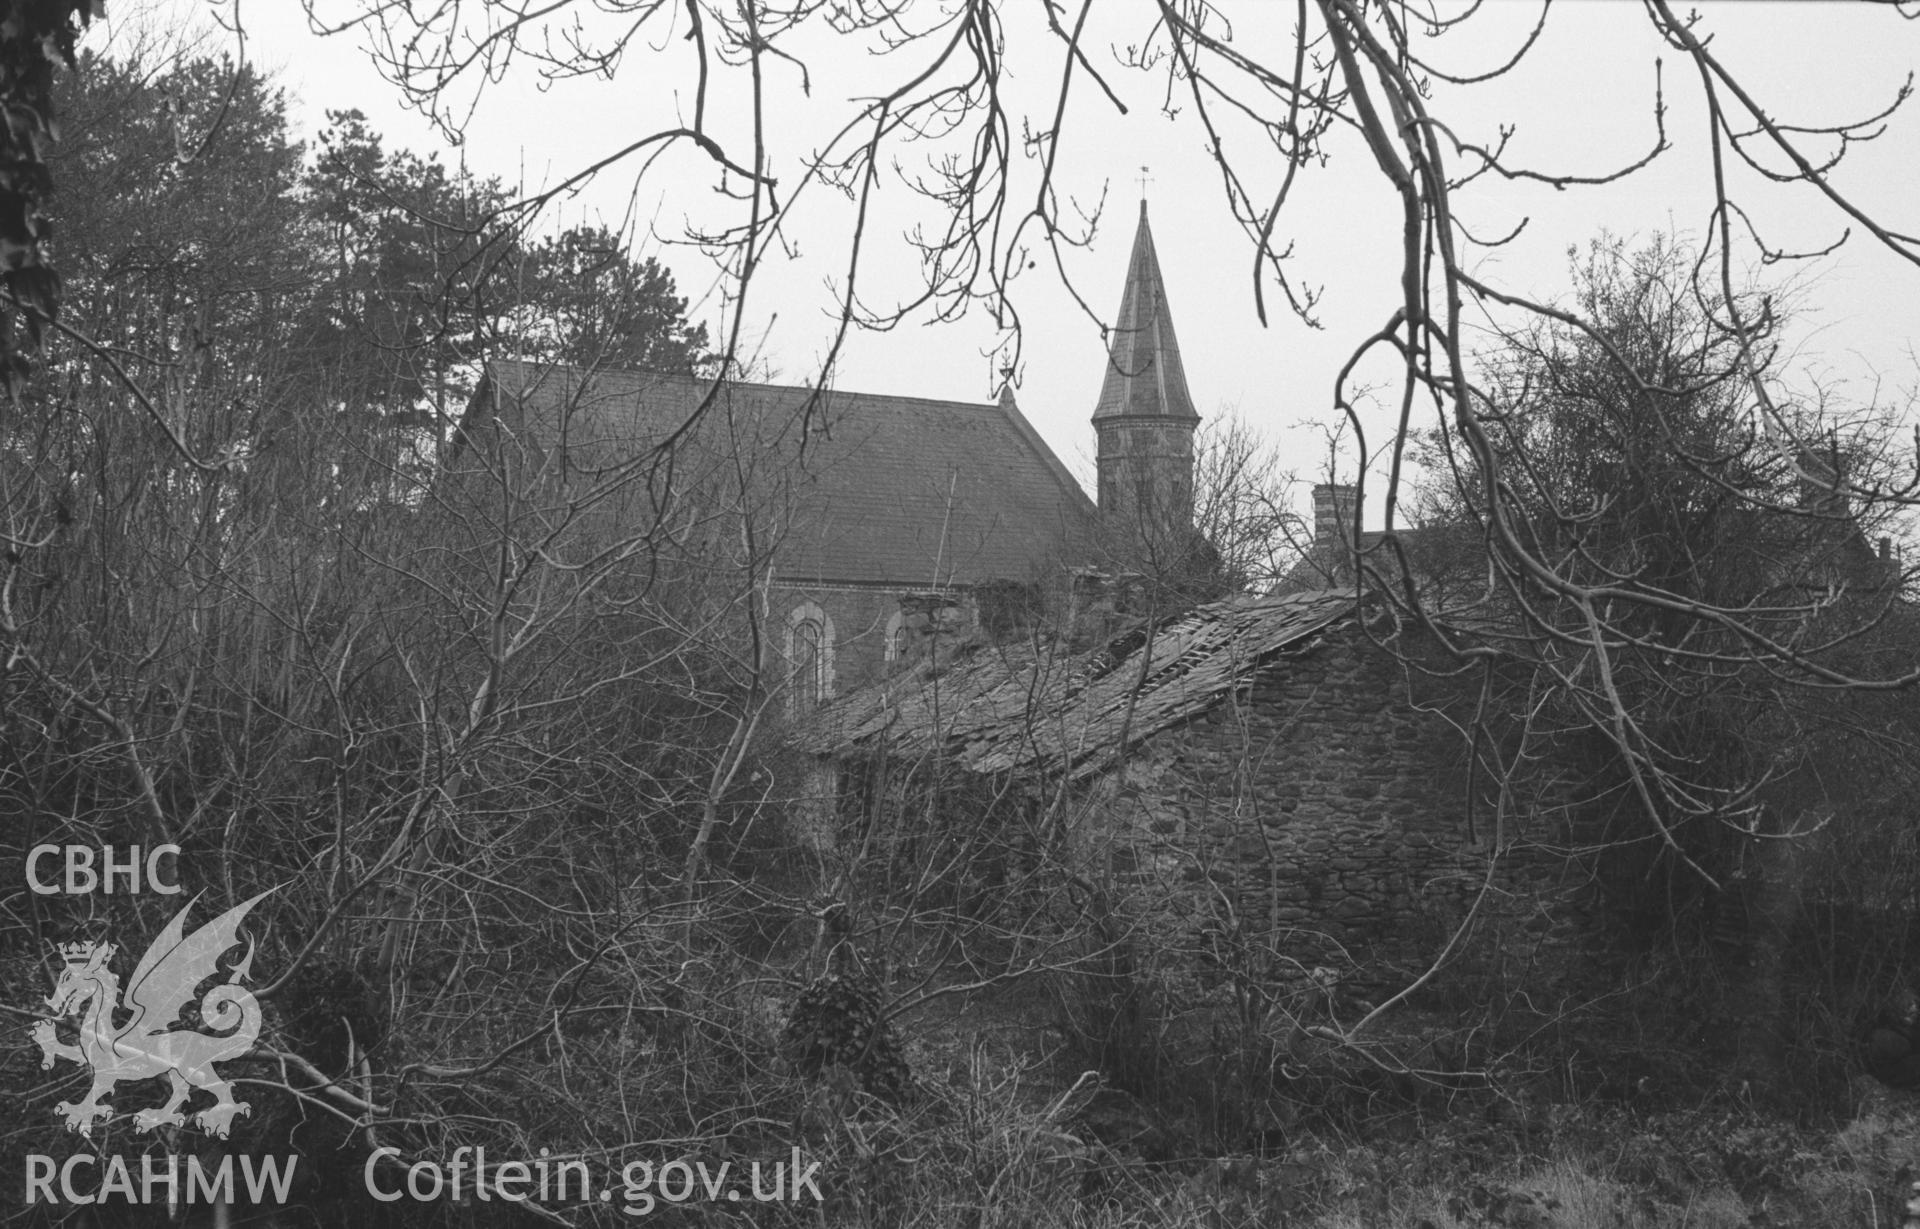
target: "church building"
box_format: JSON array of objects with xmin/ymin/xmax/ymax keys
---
[{"xmin": 461, "ymin": 201, "xmax": 1203, "ymax": 707}]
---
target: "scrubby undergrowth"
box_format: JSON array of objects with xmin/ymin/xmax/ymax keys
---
[{"xmin": 788, "ymin": 1056, "xmax": 1920, "ymax": 1229}]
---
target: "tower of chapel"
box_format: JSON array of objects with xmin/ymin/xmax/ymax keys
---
[{"xmin": 1092, "ymin": 200, "xmax": 1200, "ymax": 546}]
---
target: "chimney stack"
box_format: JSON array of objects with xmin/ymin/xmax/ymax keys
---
[{"xmin": 1312, "ymin": 483, "xmax": 1358, "ymax": 549}]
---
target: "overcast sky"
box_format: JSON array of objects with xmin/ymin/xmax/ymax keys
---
[{"xmin": 132, "ymin": 2, "xmax": 1920, "ymax": 522}]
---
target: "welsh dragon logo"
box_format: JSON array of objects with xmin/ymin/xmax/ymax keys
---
[{"xmin": 29, "ymin": 890, "xmax": 274, "ymax": 1139}]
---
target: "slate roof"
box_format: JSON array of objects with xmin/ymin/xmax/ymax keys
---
[
  {"xmin": 1093, "ymin": 203, "xmax": 1199, "ymax": 424},
  {"xmin": 467, "ymin": 360, "xmax": 1099, "ymax": 587},
  {"xmin": 791, "ymin": 588, "xmax": 1359, "ymax": 778}
]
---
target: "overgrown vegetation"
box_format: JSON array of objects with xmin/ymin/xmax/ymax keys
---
[{"xmin": 5, "ymin": 19, "xmax": 1920, "ymax": 1229}]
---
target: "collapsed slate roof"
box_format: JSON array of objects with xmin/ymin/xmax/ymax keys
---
[
  {"xmin": 465, "ymin": 360, "xmax": 1098, "ymax": 587},
  {"xmin": 791, "ymin": 588, "xmax": 1360, "ymax": 779}
]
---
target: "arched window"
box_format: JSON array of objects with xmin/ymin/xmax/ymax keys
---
[
  {"xmin": 883, "ymin": 610, "xmax": 908, "ymax": 664},
  {"xmin": 785, "ymin": 602, "xmax": 835, "ymax": 711}
]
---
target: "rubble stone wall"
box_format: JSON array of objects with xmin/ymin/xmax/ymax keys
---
[{"xmin": 1074, "ymin": 626, "xmax": 1586, "ymax": 992}]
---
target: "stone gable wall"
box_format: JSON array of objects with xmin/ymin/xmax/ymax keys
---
[{"xmin": 1073, "ymin": 624, "xmax": 1586, "ymax": 993}]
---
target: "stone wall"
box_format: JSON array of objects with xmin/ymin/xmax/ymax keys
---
[{"xmin": 1071, "ymin": 625, "xmax": 1586, "ymax": 993}]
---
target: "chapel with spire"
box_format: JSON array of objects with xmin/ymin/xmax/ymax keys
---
[{"xmin": 460, "ymin": 194, "xmax": 1204, "ymax": 700}]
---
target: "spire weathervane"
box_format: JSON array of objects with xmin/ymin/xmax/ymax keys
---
[{"xmin": 1137, "ymin": 165, "xmax": 1153, "ymax": 209}]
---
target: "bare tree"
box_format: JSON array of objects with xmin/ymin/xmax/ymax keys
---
[
  {"xmin": 1192, "ymin": 412, "xmax": 1300, "ymax": 595},
  {"xmin": 1417, "ymin": 234, "xmax": 1914, "ymax": 874},
  {"xmin": 1414, "ymin": 232, "xmax": 1920, "ymax": 1081}
]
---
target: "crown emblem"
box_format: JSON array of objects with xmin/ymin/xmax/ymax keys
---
[{"xmin": 56, "ymin": 940, "xmax": 98, "ymax": 965}]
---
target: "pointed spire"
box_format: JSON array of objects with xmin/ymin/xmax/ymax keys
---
[{"xmin": 1093, "ymin": 202, "xmax": 1199, "ymax": 423}]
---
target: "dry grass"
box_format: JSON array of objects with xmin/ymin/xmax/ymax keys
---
[{"xmin": 775, "ymin": 1083, "xmax": 1920, "ymax": 1229}]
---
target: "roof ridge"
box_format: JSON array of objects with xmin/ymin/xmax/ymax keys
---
[{"xmin": 482, "ymin": 357, "xmax": 1002, "ymax": 414}]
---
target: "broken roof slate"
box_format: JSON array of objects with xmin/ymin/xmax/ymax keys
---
[
  {"xmin": 472, "ymin": 359, "xmax": 1099, "ymax": 587},
  {"xmin": 793, "ymin": 588, "xmax": 1359, "ymax": 779}
]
